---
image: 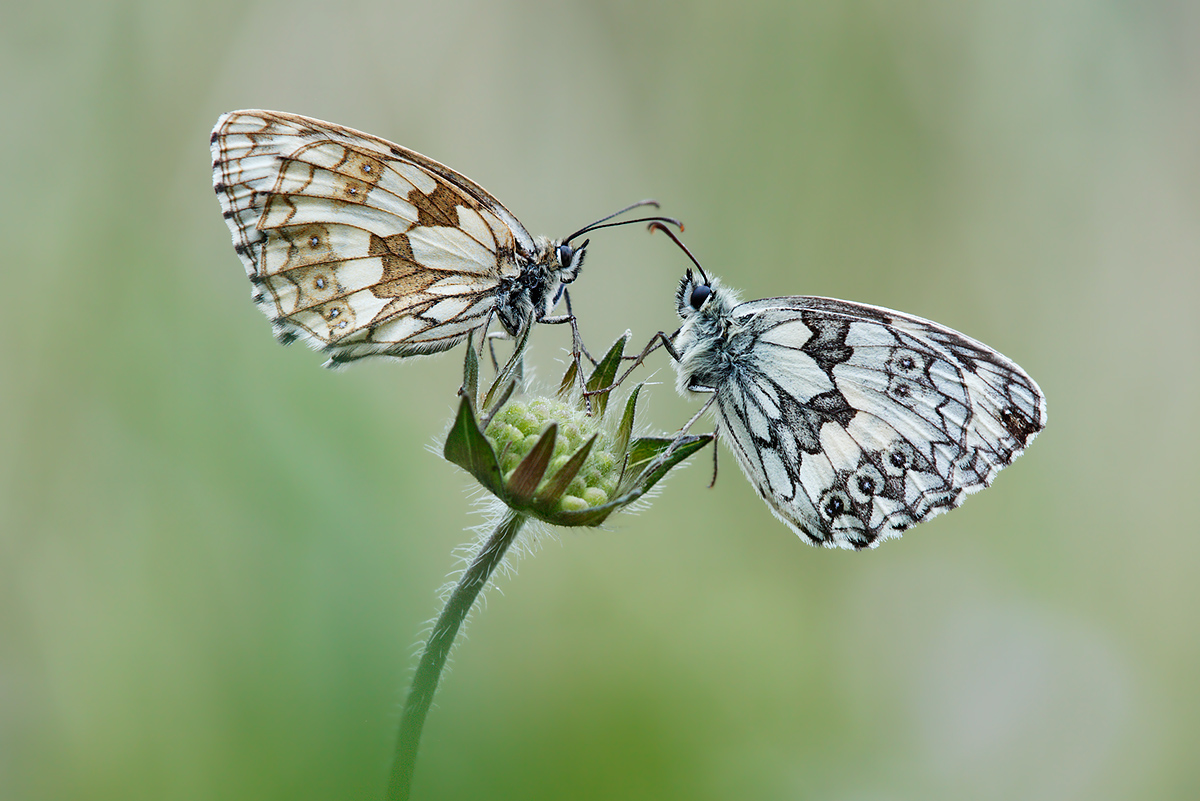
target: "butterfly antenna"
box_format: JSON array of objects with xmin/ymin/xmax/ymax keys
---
[
  {"xmin": 648, "ymin": 221, "xmax": 709, "ymax": 284},
  {"xmin": 565, "ymin": 199, "xmax": 683, "ymax": 243}
]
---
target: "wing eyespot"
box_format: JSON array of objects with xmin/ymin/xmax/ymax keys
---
[
  {"xmin": 883, "ymin": 442, "xmax": 915, "ymax": 476},
  {"xmin": 820, "ymin": 490, "xmax": 850, "ymax": 520}
]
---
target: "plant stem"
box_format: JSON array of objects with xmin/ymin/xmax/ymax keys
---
[{"xmin": 387, "ymin": 509, "xmax": 528, "ymax": 800}]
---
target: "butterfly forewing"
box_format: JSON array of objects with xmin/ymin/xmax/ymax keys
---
[
  {"xmin": 675, "ymin": 281, "xmax": 1045, "ymax": 550},
  {"xmin": 212, "ymin": 110, "xmax": 540, "ymax": 365}
]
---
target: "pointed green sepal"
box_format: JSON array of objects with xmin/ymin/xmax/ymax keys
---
[
  {"xmin": 582, "ymin": 332, "xmax": 628, "ymax": 417},
  {"xmin": 613, "ymin": 383, "xmax": 642, "ymax": 481},
  {"xmin": 534, "ymin": 434, "xmax": 597, "ymax": 507},
  {"xmin": 482, "ymin": 323, "xmax": 532, "ymax": 412},
  {"xmin": 619, "ymin": 434, "xmax": 714, "ymax": 496},
  {"xmin": 461, "ymin": 335, "xmax": 480, "ymax": 407},
  {"xmin": 481, "ymin": 372, "xmax": 518, "ymax": 430},
  {"xmin": 506, "ymin": 423, "xmax": 557, "ymax": 504},
  {"xmin": 557, "ymin": 357, "xmax": 579, "ymax": 400},
  {"xmin": 443, "ymin": 396, "xmax": 507, "ymax": 492}
]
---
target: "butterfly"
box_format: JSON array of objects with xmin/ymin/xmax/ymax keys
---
[
  {"xmin": 211, "ymin": 110, "xmax": 675, "ymax": 368},
  {"xmin": 646, "ymin": 225, "xmax": 1045, "ymax": 550}
]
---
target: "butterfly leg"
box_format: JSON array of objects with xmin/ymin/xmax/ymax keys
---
[
  {"xmin": 484, "ymin": 332, "xmax": 506, "ymax": 373},
  {"xmin": 581, "ymin": 328, "xmax": 683, "ymax": 402},
  {"xmin": 677, "ymin": 392, "xmax": 716, "ymax": 436},
  {"xmin": 555, "ymin": 289, "xmax": 600, "ymax": 367},
  {"xmin": 478, "ymin": 322, "xmax": 534, "ymax": 415},
  {"xmin": 665, "ymin": 391, "xmax": 721, "ymax": 486},
  {"xmin": 707, "ymin": 427, "xmax": 721, "ymax": 489},
  {"xmin": 481, "ymin": 318, "xmax": 527, "ymax": 385},
  {"xmin": 650, "ymin": 391, "xmax": 719, "ymax": 469},
  {"xmin": 472, "ymin": 308, "xmax": 502, "ymax": 373},
  {"xmin": 535, "ymin": 292, "xmax": 592, "ymax": 411}
]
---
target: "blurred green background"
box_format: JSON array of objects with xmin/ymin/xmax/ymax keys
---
[{"xmin": 3, "ymin": 1, "xmax": 1198, "ymax": 799}]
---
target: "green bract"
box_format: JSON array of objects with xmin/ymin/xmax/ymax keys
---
[
  {"xmin": 486, "ymin": 398, "xmax": 620, "ymax": 511},
  {"xmin": 443, "ymin": 333, "xmax": 712, "ymax": 527}
]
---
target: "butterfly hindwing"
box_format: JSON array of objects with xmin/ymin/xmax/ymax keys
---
[
  {"xmin": 212, "ymin": 110, "xmax": 549, "ymax": 365},
  {"xmin": 674, "ymin": 278, "xmax": 1045, "ymax": 550}
]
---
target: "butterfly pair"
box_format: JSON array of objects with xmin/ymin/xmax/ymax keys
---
[{"xmin": 212, "ymin": 110, "xmax": 1045, "ymax": 549}]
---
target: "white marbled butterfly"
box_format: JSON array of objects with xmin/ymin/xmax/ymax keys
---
[{"xmin": 652, "ymin": 226, "xmax": 1045, "ymax": 549}]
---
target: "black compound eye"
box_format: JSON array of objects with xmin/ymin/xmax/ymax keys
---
[
  {"xmin": 689, "ymin": 283, "xmax": 712, "ymax": 310},
  {"xmin": 557, "ymin": 243, "xmax": 575, "ymax": 267}
]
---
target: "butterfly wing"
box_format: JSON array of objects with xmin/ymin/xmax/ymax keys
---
[
  {"xmin": 714, "ymin": 296, "xmax": 1045, "ymax": 549},
  {"xmin": 212, "ymin": 110, "xmax": 537, "ymax": 365}
]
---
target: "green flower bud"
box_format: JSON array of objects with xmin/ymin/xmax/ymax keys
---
[{"xmin": 443, "ymin": 334, "xmax": 713, "ymax": 527}]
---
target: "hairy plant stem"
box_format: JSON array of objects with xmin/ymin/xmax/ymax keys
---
[{"xmin": 387, "ymin": 509, "xmax": 528, "ymax": 801}]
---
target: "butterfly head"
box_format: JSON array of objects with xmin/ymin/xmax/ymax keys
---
[
  {"xmin": 675, "ymin": 267, "xmax": 742, "ymax": 352},
  {"xmin": 552, "ymin": 238, "xmax": 587, "ymax": 286},
  {"xmin": 676, "ymin": 268, "xmax": 714, "ymax": 319},
  {"xmin": 669, "ymin": 268, "xmax": 744, "ymax": 398},
  {"xmin": 504, "ymin": 202, "xmax": 682, "ymax": 331}
]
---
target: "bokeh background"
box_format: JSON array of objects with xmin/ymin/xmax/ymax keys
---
[{"xmin": 3, "ymin": 1, "xmax": 1198, "ymax": 799}]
